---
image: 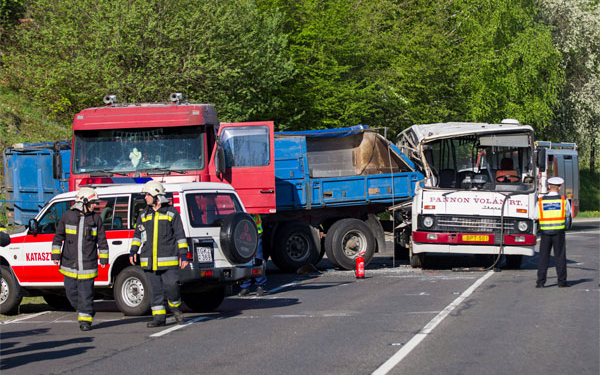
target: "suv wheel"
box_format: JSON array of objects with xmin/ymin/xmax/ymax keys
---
[
  {"xmin": 0, "ymin": 265, "xmax": 22, "ymax": 315},
  {"xmin": 114, "ymin": 266, "xmax": 151, "ymax": 316}
]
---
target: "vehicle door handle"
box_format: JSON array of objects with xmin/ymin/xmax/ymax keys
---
[
  {"xmin": 260, "ymin": 190, "xmax": 274, "ymax": 194},
  {"xmin": 112, "ymin": 240, "xmax": 123, "ymax": 245}
]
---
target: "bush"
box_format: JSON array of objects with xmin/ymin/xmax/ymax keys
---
[{"xmin": 580, "ymin": 169, "xmax": 600, "ymax": 212}]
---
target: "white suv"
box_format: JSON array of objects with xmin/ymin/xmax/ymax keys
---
[{"xmin": 0, "ymin": 182, "xmax": 262, "ymax": 315}]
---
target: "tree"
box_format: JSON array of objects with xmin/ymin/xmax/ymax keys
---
[
  {"xmin": 538, "ymin": 0, "xmax": 600, "ymax": 172},
  {"xmin": 2, "ymin": 0, "xmax": 293, "ymax": 123}
]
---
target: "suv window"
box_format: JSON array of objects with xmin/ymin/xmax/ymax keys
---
[
  {"xmin": 38, "ymin": 200, "xmax": 74, "ymax": 234},
  {"xmin": 186, "ymin": 193, "xmax": 242, "ymax": 227},
  {"xmin": 94, "ymin": 196, "xmax": 130, "ymax": 230}
]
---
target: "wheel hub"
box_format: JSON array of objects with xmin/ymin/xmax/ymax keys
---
[
  {"xmin": 0, "ymin": 279, "xmax": 8, "ymax": 304},
  {"xmin": 122, "ymin": 277, "xmax": 144, "ymax": 307}
]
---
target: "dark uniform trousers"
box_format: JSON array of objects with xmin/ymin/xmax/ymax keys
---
[
  {"xmin": 146, "ymin": 268, "xmax": 180, "ymax": 316},
  {"xmin": 64, "ymin": 277, "xmax": 95, "ymax": 318},
  {"xmin": 537, "ymin": 231, "xmax": 567, "ymax": 285}
]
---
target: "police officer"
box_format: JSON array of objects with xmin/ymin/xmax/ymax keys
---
[
  {"xmin": 129, "ymin": 181, "xmax": 189, "ymax": 327},
  {"xmin": 52, "ymin": 187, "xmax": 109, "ymax": 331},
  {"xmin": 238, "ymin": 214, "xmax": 267, "ymax": 296},
  {"xmin": 536, "ymin": 177, "xmax": 571, "ymax": 288}
]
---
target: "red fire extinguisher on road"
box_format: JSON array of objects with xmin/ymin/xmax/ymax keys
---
[{"xmin": 355, "ymin": 252, "xmax": 365, "ymax": 279}]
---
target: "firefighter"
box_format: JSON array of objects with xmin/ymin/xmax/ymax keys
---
[
  {"xmin": 52, "ymin": 187, "xmax": 109, "ymax": 331},
  {"xmin": 129, "ymin": 181, "xmax": 189, "ymax": 327},
  {"xmin": 536, "ymin": 177, "xmax": 571, "ymax": 288}
]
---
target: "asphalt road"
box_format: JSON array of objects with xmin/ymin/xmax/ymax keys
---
[{"xmin": 1, "ymin": 220, "xmax": 598, "ymax": 375}]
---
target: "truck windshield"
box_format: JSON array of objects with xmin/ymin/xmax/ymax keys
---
[
  {"xmin": 73, "ymin": 126, "xmax": 205, "ymax": 174},
  {"xmin": 423, "ymin": 132, "xmax": 534, "ymax": 191}
]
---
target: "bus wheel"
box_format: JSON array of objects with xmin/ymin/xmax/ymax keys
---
[
  {"xmin": 0, "ymin": 265, "xmax": 23, "ymax": 315},
  {"xmin": 409, "ymin": 243, "xmax": 425, "ymax": 268},
  {"xmin": 114, "ymin": 266, "xmax": 151, "ymax": 316}
]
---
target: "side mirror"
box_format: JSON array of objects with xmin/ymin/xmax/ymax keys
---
[
  {"xmin": 28, "ymin": 218, "xmax": 39, "ymax": 236},
  {"xmin": 215, "ymin": 144, "xmax": 226, "ymax": 178},
  {"xmin": 537, "ymin": 148, "xmax": 546, "ymax": 172}
]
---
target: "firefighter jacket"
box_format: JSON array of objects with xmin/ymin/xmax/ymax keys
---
[
  {"xmin": 51, "ymin": 208, "xmax": 109, "ymax": 279},
  {"xmin": 0, "ymin": 224, "xmax": 10, "ymax": 247},
  {"xmin": 130, "ymin": 205, "xmax": 189, "ymax": 271},
  {"xmin": 538, "ymin": 194, "xmax": 569, "ymax": 235}
]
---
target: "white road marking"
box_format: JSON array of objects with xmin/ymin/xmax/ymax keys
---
[
  {"xmin": 371, "ymin": 270, "xmax": 495, "ymax": 375},
  {"xmin": 1, "ymin": 311, "xmax": 51, "ymax": 324},
  {"xmin": 149, "ymin": 316, "xmax": 208, "ymax": 338}
]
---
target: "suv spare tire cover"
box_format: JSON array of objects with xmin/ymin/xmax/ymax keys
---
[{"xmin": 220, "ymin": 212, "xmax": 258, "ymax": 264}]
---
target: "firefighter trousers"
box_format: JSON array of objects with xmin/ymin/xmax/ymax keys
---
[
  {"xmin": 145, "ymin": 268, "xmax": 181, "ymax": 321},
  {"xmin": 64, "ymin": 276, "xmax": 95, "ymax": 324},
  {"xmin": 537, "ymin": 231, "xmax": 567, "ymax": 285}
]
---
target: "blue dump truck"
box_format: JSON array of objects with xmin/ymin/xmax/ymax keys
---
[
  {"xmin": 265, "ymin": 126, "xmax": 422, "ymax": 271},
  {"xmin": 2, "ymin": 127, "xmax": 423, "ymax": 271},
  {"xmin": 2, "ymin": 142, "xmax": 71, "ymax": 226}
]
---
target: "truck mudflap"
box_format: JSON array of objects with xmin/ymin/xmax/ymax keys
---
[{"xmin": 179, "ymin": 265, "xmax": 263, "ymax": 285}]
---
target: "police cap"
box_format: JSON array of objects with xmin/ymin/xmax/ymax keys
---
[{"xmin": 547, "ymin": 177, "xmax": 564, "ymax": 186}]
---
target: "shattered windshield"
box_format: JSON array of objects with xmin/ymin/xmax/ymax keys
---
[
  {"xmin": 73, "ymin": 126, "xmax": 205, "ymax": 174},
  {"xmin": 423, "ymin": 133, "xmax": 534, "ymax": 191}
]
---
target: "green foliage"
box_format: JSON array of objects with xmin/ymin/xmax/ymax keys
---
[
  {"xmin": 2, "ymin": 0, "xmax": 293, "ymax": 123},
  {"xmin": 580, "ymin": 168, "xmax": 600, "ymax": 212}
]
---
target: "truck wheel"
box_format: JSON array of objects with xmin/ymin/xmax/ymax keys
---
[
  {"xmin": 505, "ymin": 255, "xmax": 523, "ymax": 269},
  {"xmin": 325, "ymin": 219, "xmax": 375, "ymax": 270},
  {"xmin": 0, "ymin": 265, "xmax": 23, "ymax": 315},
  {"xmin": 114, "ymin": 266, "xmax": 151, "ymax": 316},
  {"xmin": 43, "ymin": 293, "xmax": 74, "ymax": 311},
  {"xmin": 220, "ymin": 212, "xmax": 258, "ymax": 264},
  {"xmin": 182, "ymin": 286, "xmax": 225, "ymax": 312},
  {"xmin": 271, "ymin": 222, "xmax": 321, "ymax": 272},
  {"xmin": 409, "ymin": 243, "xmax": 425, "ymax": 268}
]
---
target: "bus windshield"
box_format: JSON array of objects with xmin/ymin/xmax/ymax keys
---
[
  {"xmin": 423, "ymin": 132, "xmax": 535, "ymax": 192},
  {"xmin": 73, "ymin": 126, "xmax": 206, "ymax": 174}
]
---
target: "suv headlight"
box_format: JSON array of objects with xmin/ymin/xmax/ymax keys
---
[
  {"xmin": 423, "ymin": 216, "xmax": 434, "ymax": 228},
  {"xmin": 517, "ymin": 221, "xmax": 528, "ymax": 232}
]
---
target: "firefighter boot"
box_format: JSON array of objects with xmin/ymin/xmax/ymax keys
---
[
  {"xmin": 147, "ymin": 317, "xmax": 166, "ymax": 328},
  {"xmin": 172, "ymin": 308, "xmax": 184, "ymax": 325},
  {"xmin": 79, "ymin": 322, "xmax": 92, "ymax": 331}
]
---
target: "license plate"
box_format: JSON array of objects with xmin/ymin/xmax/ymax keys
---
[
  {"xmin": 462, "ymin": 235, "xmax": 489, "ymax": 242},
  {"xmin": 196, "ymin": 246, "xmax": 213, "ymax": 262}
]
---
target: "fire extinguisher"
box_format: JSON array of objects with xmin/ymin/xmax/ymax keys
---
[{"xmin": 355, "ymin": 253, "xmax": 365, "ymax": 279}]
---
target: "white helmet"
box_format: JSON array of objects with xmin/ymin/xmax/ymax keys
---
[
  {"xmin": 142, "ymin": 181, "xmax": 169, "ymax": 204},
  {"xmin": 76, "ymin": 187, "xmax": 98, "ymax": 203}
]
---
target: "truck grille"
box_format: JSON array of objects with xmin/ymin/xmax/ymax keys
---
[{"xmin": 419, "ymin": 215, "xmax": 531, "ymax": 235}]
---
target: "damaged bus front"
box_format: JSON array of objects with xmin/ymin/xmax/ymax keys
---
[{"xmin": 396, "ymin": 119, "xmax": 540, "ymax": 268}]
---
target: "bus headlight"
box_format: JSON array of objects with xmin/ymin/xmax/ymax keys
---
[
  {"xmin": 423, "ymin": 216, "xmax": 434, "ymax": 228},
  {"xmin": 517, "ymin": 221, "xmax": 528, "ymax": 232}
]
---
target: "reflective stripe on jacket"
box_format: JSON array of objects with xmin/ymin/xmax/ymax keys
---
[
  {"xmin": 51, "ymin": 208, "xmax": 109, "ymax": 279},
  {"xmin": 538, "ymin": 195, "xmax": 566, "ymax": 234},
  {"xmin": 130, "ymin": 205, "xmax": 189, "ymax": 271}
]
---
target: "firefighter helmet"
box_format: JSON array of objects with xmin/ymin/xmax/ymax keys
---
[
  {"xmin": 142, "ymin": 180, "xmax": 165, "ymax": 197},
  {"xmin": 76, "ymin": 187, "xmax": 99, "ymax": 204}
]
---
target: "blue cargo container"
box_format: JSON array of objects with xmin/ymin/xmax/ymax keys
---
[{"xmin": 2, "ymin": 142, "xmax": 71, "ymax": 225}]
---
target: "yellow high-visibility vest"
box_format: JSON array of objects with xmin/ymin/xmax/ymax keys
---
[{"xmin": 538, "ymin": 195, "xmax": 566, "ymax": 233}]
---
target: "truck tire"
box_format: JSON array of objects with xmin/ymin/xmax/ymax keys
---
[
  {"xmin": 0, "ymin": 265, "xmax": 23, "ymax": 315},
  {"xmin": 365, "ymin": 214, "xmax": 386, "ymax": 253},
  {"xmin": 271, "ymin": 222, "xmax": 321, "ymax": 273},
  {"xmin": 182, "ymin": 286, "xmax": 225, "ymax": 312},
  {"xmin": 220, "ymin": 213, "xmax": 258, "ymax": 264},
  {"xmin": 325, "ymin": 219, "xmax": 375, "ymax": 270},
  {"xmin": 43, "ymin": 293, "xmax": 74, "ymax": 311},
  {"xmin": 114, "ymin": 266, "xmax": 151, "ymax": 316}
]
